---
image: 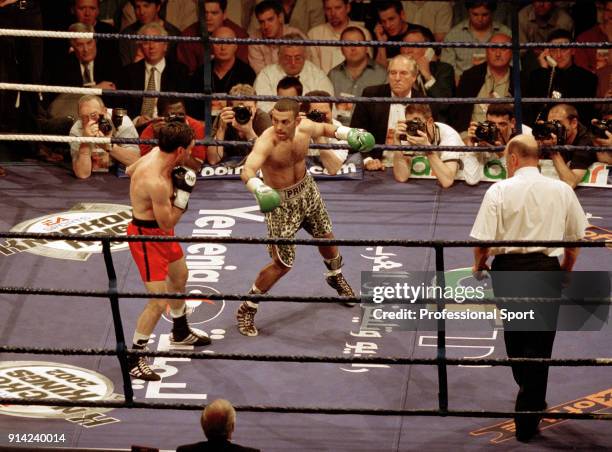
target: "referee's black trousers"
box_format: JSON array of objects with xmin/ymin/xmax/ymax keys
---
[{"xmin": 491, "ymin": 253, "xmax": 562, "ymax": 437}]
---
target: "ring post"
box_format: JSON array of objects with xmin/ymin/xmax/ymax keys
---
[
  {"xmin": 101, "ymin": 238, "xmax": 134, "ymax": 403},
  {"xmin": 435, "ymin": 244, "xmax": 448, "ymax": 413}
]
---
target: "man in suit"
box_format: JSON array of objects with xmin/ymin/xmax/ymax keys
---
[
  {"xmin": 48, "ymin": 22, "xmax": 117, "ymax": 92},
  {"xmin": 451, "ymin": 33, "xmax": 516, "ymax": 136},
  {"xmin": 176, "ymin": 399, "xmax": 259, "ymax": 452},
  {"xmin": 117, "ymin": 22, "xmax": 189, "ymax": 130},
  {"xmin": 526, "ymin": 28, "xmax": 598, "ymax": 125},
  {"xmin": 350, "ymin": 54, "xmax": 425, "ymax": 171},
  {"xmin": 400, "ymin": 27, "xmax": 455, "ymax": 124},
  {"xmin": 71, "ymin": 0, "xmax": 119, "ymax": 57}
]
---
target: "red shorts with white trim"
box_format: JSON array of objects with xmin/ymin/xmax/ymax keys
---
[{"xmin": 127, "ymin": 219, "xmax": 183, "ymax": 282}]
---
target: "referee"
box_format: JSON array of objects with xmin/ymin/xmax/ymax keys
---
[{"xmin": 470, "ymin": 135, "xmax": 588, "ymax": 442}]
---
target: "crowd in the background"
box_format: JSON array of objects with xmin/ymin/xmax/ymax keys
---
[{"xmin": 0, "ymin": 0, "xmax": 610, "ymax": 184}]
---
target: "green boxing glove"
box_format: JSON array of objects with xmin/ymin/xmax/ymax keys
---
[
  {"xmin": 335, "ymin": 126, "xmax": 375, "ymax": 153},
  {"xmin": 246, "ymin": 177, "xmax": 281, "ymax": 213}
]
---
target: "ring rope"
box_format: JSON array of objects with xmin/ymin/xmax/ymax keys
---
[
  {"xmin": 1, "ymin": 134, "xmax": 608, "ymax": 154},
  {"xmin": 1, "ymin": 345, "xmax": 610, "ymax": 367},
  {"xmin": 0, "ymin": 28, "xmax": 609, "ymax": 50},
  {"xmin": 0, "ymin": 231, "xmax": 604, "ymax": 247},
  {"xmin": 0, "ymin": 397, "xmax": 607, "ymax": 420},
  {"xmin": 2, "ymin": 286, "xmax": 606, "ymax": 306},
  {"xmin": 2, "ymin": 82, "xmax": 611, "ymax": 106}
]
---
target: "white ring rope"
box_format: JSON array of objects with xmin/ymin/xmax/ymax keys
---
[
  {"xmin": 0, "ymin": 134, "xmax": 111, "ymax": 144},
  {"xmin": 0, "ymin": 82, "xmax": 102, "ymax": 95},
  {"xmin": 0, "ymin": 28, "xmax": 94, "ymax": 40}
]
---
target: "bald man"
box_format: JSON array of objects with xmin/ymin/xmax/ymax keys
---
[
  {"xmin": 470, "ymin": 134, "xmax": 587, "ymax": 442},
  {"xmin": 176, "ymin": 399, "xmax": 260, "ymax": 452}
]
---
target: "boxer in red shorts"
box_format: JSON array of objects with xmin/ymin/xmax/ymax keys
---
[{"xmin": 126, "ymin": 121, "xmax": 210, "ymax": 381}]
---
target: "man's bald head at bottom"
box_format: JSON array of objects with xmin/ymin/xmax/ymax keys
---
[
  {"xmin": 201, "ymin": 399, "xmax": 236, "ymax": 441},
  {"xmin": 507, "ymin": 134, "xmax": 540, "ymax": 161},
  {"xmin": 505, "ymin": 135, "xmax": 540, "ymax": 176}
]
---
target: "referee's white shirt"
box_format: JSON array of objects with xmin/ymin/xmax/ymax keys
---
[{"xmin": 470, "ymin": 166, "xmax": 588, "ymax": 256}]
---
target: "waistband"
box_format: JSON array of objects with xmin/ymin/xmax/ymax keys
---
[
  {"xmin": 493, "ymin": 253, "xmax": 556, "ymax": 261},
  {"xmin": 277, "ymin": 173, "xmax": 312, "ymax": 203},
  {"xmin": 131, "ymin": 217, "xmax": 160, "ymax": 228}
]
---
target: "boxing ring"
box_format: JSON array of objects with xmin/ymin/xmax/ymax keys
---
[{"xmin": 1, "ymin": 1, "xmax": 612, "ymax": 450}]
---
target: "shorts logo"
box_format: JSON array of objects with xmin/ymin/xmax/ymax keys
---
[
  {"xmin": 0, "ymin": 361, "xmax": 122, "ymax": 428},
  {"xmin": 0, "ymin": 203, "xmax": 132, "ymax": 261}
]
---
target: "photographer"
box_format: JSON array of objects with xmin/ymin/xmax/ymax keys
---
[
  {"xmin": 466, "ymin": 103, "xmax": 533, "ymax": 163},
  {"xmin": 69, "ymin": 95, "xmax": 139, "ymax": 179},
  {"xmin": 300, "ymin": 90, "xmax": 349, "ymax": 176},
  {"xmin": 535, "ymin": 103, "xmax": 595, "ymax": 189},
  {"xmin": 139, "ymin": 98, "xmax": 207, "ymax": 166},
  {"xmin": 592, "ymin": 112, "xmax": 612, "ymax": 164},
  {"xmin": 209, "ymin": 84, "xmax": 271, "ymax": 165},
  {"xmin": 392, "ymin": 104, "xmax": 464, "ymax": 185}
]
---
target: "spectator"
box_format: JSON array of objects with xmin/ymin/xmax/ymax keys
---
[
  {"xmin": 536, "ymin": 103, "xmax": 596, "ymax": 189},
  {"xmin": 119, "ymin": 0, "xmax": 181, "ymax": 66},
  {"xmin": 300, "ymin": 90, "xmax": 350, "ymax": 175},
  {"xmin": 276, "ymin": 75, "xmax": 303, "ymax": 97},
  {"xmin": 391, "ymin": 103, "xmax": 463, "ymax": 183},
  {"xmin": 350, "ymin": 54, "xmax": 425, "ymax": 171},
  {"xmin": 139, "ymin": 97, "xmax": 207, "ymax": 166},
  {"xmin": 451, "ymin": 0, "xmax": 513, "ymax": 28},
  {"xmin": 209, "ymin": 84, "xmax": 272, "ymax": 165},
  {"xmin": 575, "ymin": 0, "xmax": 612, "ymax": 74},
  {"xmin": 442, "ymin": 1, "xmax": 511, "ymax": 82},
  {"xmin": 248, "ymin": 0, "xmax": 308, "ymax": 74},
  {"xmin": 121, "ymin": 0, "xmax": 196, "ymax": 32},
  {"xmin": 373, "ymin": 0, "xmax": 429, "ymax": 66},
  {"xmin": 0, "ymin": 0, "xmax": 43, "ymax": 159},
  {"xmin": 69, "ymin": 94, "xmax": 139, "ymax": 179},
  {"xmin": 401, "ymin": 0, "xmax": 453, "ymax": 42},
  {"xmin": 451, "ymin": 33, "xmax": 516, "ymax": 136},
  {"xmin": 307, "ymin": 0, "xmax": 372, "ymax": 75},
  {"xmin": 247, "ymin": 0, "xmax": 324, "ymax": 36},
  {"xmin": 177, "ymin": 0, "xmax": 249, "ymax": 75},
  {"xmin": 254, "ymin": 34, "xmax": 334, "ymax": 112},
  {"xmin": 400, "ymin": 27, "xmax": 455, "ymax": 124},
  {"xmin": 189, "ymin": 26, "xmax": 256, "ymax": 120},
  {"xmin": 519, "ymin": 1, "xmax": 574, "ymax": 76},
  {"xmin": 328, "ymin": 26, "xmax": 387, "ymax": 125},
  {"xmin": 526, "ymin": 29, "xmax": 598, "ymax": 125},
  {"xmin": 117, "ymin": 22, "xmax": 189, "ymax": 129},
  {"xmin": 176, "ymin": 399, "xmax": 259, "ymax": 452},
  {"xmin": 48, "ymin": 22, "xmax": 117, "ymax": 92},
  {"xmin": 72, "ymin": 0, "xmax": 119, "ymax": 57}
]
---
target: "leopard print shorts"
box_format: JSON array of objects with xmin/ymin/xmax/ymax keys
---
[{"xmin": 265, "ymin": 174, "xmax": 332, "ymax": 267}]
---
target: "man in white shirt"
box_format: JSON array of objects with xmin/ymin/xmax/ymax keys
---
[
  {"xmin": 70, "ymin": 95, "xmax": 140, "ymax": 179},
  {"xmin": 470, "ymin": 134, "xmax": 587, "ymax": 442},
  {"xmin": 254, "ymin": 35, "xmax": 334, "ymax": 112},
  {"xmin": 307, "ymin": 0, "xmax": 371, "ymax": 75},
  {"xmin": 391, "ymin": 103, "xmax": 463, "ymax": 183}
]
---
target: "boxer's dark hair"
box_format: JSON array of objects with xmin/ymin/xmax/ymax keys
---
[
  {"xmin": 273, "ymin": 98, "xmax": 300, "ymax": 117},
  {"xmin": 158, "ymin": 121, "xmax": 194, "ymax": 153}
]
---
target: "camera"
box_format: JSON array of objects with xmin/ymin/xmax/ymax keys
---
[
  {"xmin": 306, "ymin": 109, "xmax": 326, "ymax": 123},
  {"xmin": 590, "ymin": 119, "xmax": 612, "ymax": 139},
  {"xmin": 405, "ymin": 118, "xmax": 426, "ymax": 137},
  {"xmin": 97, "ymin": 116, "xmax": 113, "ymax": 135},
  {"xmin": 533, "ymin": 120, "xmax": 566, "ymax": 145},
  {"xmin": 475, "ymin": 121, "xmax": 499, "ymax": 143},
  {"xmin": 232, "ymin": 105, "xmax": 252, "ymax": 125},
  {"xmin": 166, "ymin": 112, "xmax": 186, "ymax": 123},
  {"xmin": 111, "ymin": 108, "xmax": 127, "ymax": 129}
]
